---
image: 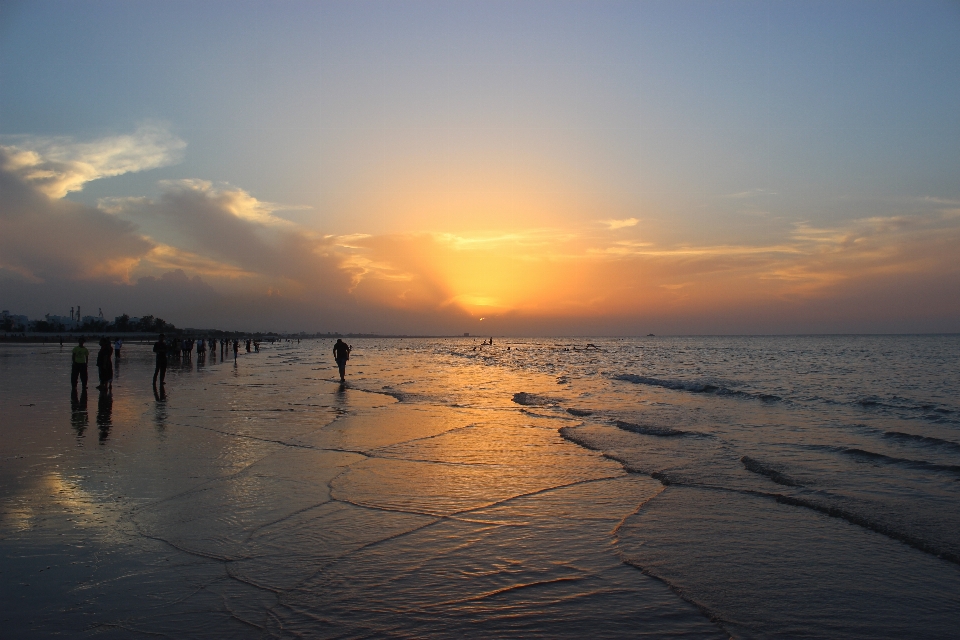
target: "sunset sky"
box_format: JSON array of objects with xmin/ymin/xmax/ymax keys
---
[{"xmin": 2, "ymin": 0, "xmax": 958, "ymax": 334}]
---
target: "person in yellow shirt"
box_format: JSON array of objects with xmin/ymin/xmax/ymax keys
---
[{"xmin": 71, "ymin": 337, "xmax": 89, "ymax": 389}]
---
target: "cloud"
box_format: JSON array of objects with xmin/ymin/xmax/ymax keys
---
[
  {"xmin": 0, "ymin": 147, "xmax": 154, "ymax": 283},
  {"xmin": 2, "ymin": 129, "xmax": 959, "ymax": 334},
  {"xmin": 0, "ymin": 125, "xmax": 185, "ymax": 198},
  {"xmin": 598, "ymin": 217, "xmax": 638, "ymax": 230},
  {"xmin": 720, "ymin": 188, "xmax": 778, "ymax": 199}
]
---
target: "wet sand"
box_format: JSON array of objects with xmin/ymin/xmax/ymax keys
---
[{"xmin": 0, "ymin": 342, "xmax": 723, "ymax": 638}]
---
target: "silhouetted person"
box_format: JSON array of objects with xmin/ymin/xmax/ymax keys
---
[
  {"xmin": 233, "ymin": 339, "xmax": 239, "ymax": 360},
  {"xmin": 96, "ymin": 337, "xmax": 113, "ymax": 392},
  {"xmin": 71, "ymin": 337, "xmax": 89, "ymax": 390},
  {"xmin": 153, "ymin": 333, "xmax": 168, "ymax": 386},
  {"xmin": 113, "ymin": 337, "xmax": 122, "ymax": 359},
  {"xmin": 333, "ymin": 339, "xmax": 351, "ymax": 383}
]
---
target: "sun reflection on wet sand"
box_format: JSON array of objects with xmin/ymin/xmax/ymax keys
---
[{"xmin": 0, "ymin": 341, "xmax": 724, "ymax": 637}]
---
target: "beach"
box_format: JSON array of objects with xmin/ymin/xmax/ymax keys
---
[{"xmin": 2, "ymin": 336, "xmax": 959, "ymax": 638}]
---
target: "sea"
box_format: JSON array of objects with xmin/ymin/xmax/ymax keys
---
[{"xmin": 1, "ymin": 335, "xmax": 958, "ymax": 638}]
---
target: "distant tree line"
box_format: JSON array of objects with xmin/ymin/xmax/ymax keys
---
[{"xmin": 14, "ymin": 313, "xmax": 177, "ymax": 334}]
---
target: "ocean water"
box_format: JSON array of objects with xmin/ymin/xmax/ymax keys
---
[{"xmin": 1, "ymin": 335, "xmax": 958, "ymax": 638}]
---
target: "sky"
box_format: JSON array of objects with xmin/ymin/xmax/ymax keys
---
[{"xmin": 1, "ymin": 0, "xmax": 959, "ymax": 335}]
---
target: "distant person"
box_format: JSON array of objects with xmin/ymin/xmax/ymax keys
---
[
  {"xmin": 113, "ymin": 337, "xmax": 122, "ymax": 359},
  {"xmin": 153, "ymin": 333, "xmax": 168, "ymax": 386},
  {"xmin": 233, "ymin": 339, "xmax": 239, "ymax": 360},
  {"xmin": 197, "ymin": 338, "xmax": 206, "ymax": 361},
  {"xmin": 71, "ymin": 337, "xmax": 90, "ymax": 390},
  {"xmin": 333, "ymin": 338, "xmax": 352, "ymax": 383},
  {"xmin": 96, "ymin": 337, "xmax": 113, "ymax": 392}
]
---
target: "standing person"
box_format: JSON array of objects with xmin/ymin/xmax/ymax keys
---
[
  {"xmin": 153, "ymin": 333, "xmax": 168, "ymax": 387},
  {"xmin": 96, "ymin": 337, "xmax": 113, "ymax": 392},
  {"xmin": 71, "ymin": 337, "xmax": 90, "ymax": 390},
  {"xmin": 113, "ymin": 337, "xmax": 122, "ymax": 359},
  {"xmin": 233, "ymin": 339, "xmax": 239, "ymax": 360},
  {"xmin": 333, "ymin": 338, "xmax": 351, "ymax": 383}
]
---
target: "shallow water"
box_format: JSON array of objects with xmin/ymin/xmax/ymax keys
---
[{"xmin": 1, "ymin": 336, "xmax": 959, "ymax": 638}]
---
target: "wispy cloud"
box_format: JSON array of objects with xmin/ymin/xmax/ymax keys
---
[
  {"xmin": 598, "ymin": 217, "xmax": 638, "ymax": 230},
  {"xmin": 0, "ymin": 125, "xmax": 185, "ymax": 198},
  {"xmin": 720, "ymin": 188, "xmax": 778, "ymax": 199}
]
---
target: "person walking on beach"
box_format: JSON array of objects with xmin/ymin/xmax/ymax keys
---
[
  {"xmin": 153, "ymin": 333, "xmax": 168, "ymax": 386},
  {"xmin": 113, "ymin": 337, "xmax": 122, "ymax": 359},
  {"xmin": 71, "ymin": 337, "xmax": 89, "ymax": 390},
  {"xmin": 233, "ymin": 339, "xmax": 240, "ymax": 360},
  {"xmin": 96, "ymin": 337, "xmax": 113, "ymax": 392},
  {"xmin": 333, "ymin": 338, "xmax": 351, "ymax": 383}
]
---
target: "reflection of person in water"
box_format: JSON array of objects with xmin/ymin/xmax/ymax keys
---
[
  {"xmin": 97, "ymin": 387, "xmax": 113, "ymax": 443},
  {"xmin": 70, "ymin": 387, "xmax": 88, "ymax": 438},
  {"xmin": 153, "ymin": 333, "xmax": 168, "ymax": 386},
  {"xmin": 153, "ymin": 383, "xmax": 167, "ymax": 433},
  {"xmin": 333, "ymin": 339, "xmax": 352, "ymax": 383}
]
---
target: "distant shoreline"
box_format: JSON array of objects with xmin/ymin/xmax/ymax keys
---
[{"xmin": 1, "ymin": 332, "xmax": 957, "ymax": 344}]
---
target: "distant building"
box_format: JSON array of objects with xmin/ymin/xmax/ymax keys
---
[
  {"xmin": 463, "ymin": 332, "xmax": 470, "ymax": 337},
  {"xmin": 1, "ymin": 310, "xmax": 30, "ymax": 331},
  {"xmin": 44, "ymin": 314, "xmax": 78, "ymax": 330}
]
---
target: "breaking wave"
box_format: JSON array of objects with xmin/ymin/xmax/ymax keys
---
[
  {"xmin": 614, "ymin": 420, "xmax": 698, "ymax": 438},
  {"xmin": 511, "ymin": 392, "xmax": 564, "ymax": 407},
  {"xmin": 613, "ymin": 374, "xmax": 781, "ymax": 402},
  {"xmin": 842, "ymin": 448, "xmax": 960, "ymax": 476},
  {"xmin": 740, "ymin": 456, "xmax": 801, "ymax": 487},
  {"xmin": 882, "ymin": 431, "xmax": 960, "ymax": 453}
]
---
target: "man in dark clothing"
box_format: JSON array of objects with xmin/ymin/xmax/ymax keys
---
[
  {"xmin": 153, "ymin": 333, "xmax": 167, "ymax": 386},
  {"xmin": 333, "ymin": 339, "xmax": 351, "ymax": 383},
  {"xmin": 71, "ymin": 337, "xmax": 89, "ymax": 389}
]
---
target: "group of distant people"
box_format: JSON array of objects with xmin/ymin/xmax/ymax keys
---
[
  {"xmin": 151, "ymin": 335, "xmax": 262, "ymax": 386},
  {"xmin": 70, "ymin": 334, "xmax": 355, "ymax": 392}
]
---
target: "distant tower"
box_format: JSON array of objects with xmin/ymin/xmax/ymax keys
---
[
  {"xmin": 99, "ymin": 307, "xmax": 104, "ymax": 319},
  {"xmin": 77, "ymin": 305, "xmax": 80, "ymax": 320},
  {"xmin": 70, "ymin": 307, "xmax": 74, "ymax": 321}
]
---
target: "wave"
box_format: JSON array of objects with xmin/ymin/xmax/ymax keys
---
[
  {"xmin": 511, "ymin": 392, "xmax": 563, "ymax": 407},
  {"xmin": 740, "ymin": 456, "xmax": 801, "ymax": 487},
  {"xmin": 883, "ymin": 431, "xmax": 960, "ymax": 453},
  {"xmin": 842, "ymin": 448, "xmax": 960, "ymax": 476},
  {"xmin": 772, "ymin": 493, "xmax": 960, "ymax": 566},
  {"xmin": 566, "ymin": 408, "xmax": 593, "ymax": 417},
  {"xmin": 614, "ymin": 420, "xmax": 697, "ymax": 438},
  {"xmin": 855, "ymin": 396, "xmax": 956, "ymax": 422},
  {"xmin": 613, "ymin": 374, "xmax": 781, "ymax": 402}
]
